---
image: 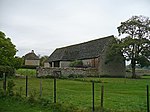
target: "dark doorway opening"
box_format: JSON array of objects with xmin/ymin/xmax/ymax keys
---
[{"xmin": 54, "ymin": 61, "xmax": 60, "ymax": 67}]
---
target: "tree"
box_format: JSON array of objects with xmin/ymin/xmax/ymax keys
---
[
  {"xmin": 40, "ymin": 55, "xmax": 49, "ymax": 66},
  {"xmin": 0, "ymin": 31, "xmax": 17, "ymax": 66},
  {"xmin": 12, "ymin": 56, "xmax": 23, "ymax": 69},
  {"xmin": 117, "ymin": 15, "xmax": 150, "ymax": 78}
]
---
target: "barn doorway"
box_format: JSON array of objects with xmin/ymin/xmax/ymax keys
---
[{"xmin": 54, "ymin": 61, "xmax": 60, "ymax": 67}]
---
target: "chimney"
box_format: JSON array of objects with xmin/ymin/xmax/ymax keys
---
[{"xmin": 31, "ymin": 50, "xmax": 34, "ymax": 53}]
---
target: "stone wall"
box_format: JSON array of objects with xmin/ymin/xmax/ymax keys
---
[
  {"xmin": 98, "ymin": 54, "xmax": 126, "ymax": 77},
  {"xmin": 25, "ymin": 60, "xmax": 40, "ymax": 66},
  {"xmin": 60, "ymin": 61, "xmax": 71, "ymax": 68},
  {"xmin": 36, "ymin": 67, "xmax": 98, "ymax": 77}
]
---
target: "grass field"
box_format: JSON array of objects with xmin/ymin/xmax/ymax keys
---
[
  {"xmin": 0, "ymin": 68, "xmax": 150, "ymax": 111},
  {"xmin": 0, "ymin": 97, "xmax": 51, "ymax": 112},
  {"xmin": 16, "ymin": 69, "xmax": 36, "ymax": 76},
  {"xmin": 1, "ymin": 75, "xmax": 150, "ymax": 112}
]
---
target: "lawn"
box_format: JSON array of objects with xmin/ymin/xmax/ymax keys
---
[
  {"xmin": 16, "ymin": 68, "xmax": 36, "ymax": 76},
  {"xmin": 0, "ymin": 75, "xmax": 150, "ymax": 112},
  {"xmin": 0, "ymin": 97, "xmax": 51, "ymax": 112}
]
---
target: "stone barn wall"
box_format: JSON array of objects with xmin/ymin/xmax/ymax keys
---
[
  {"xmin": 25, "ymin": 60, "xmax": 40, "ymax": 66},
  {"xmin": 36, "ymin": 67, "xmax": 98, "ymax": 77}
]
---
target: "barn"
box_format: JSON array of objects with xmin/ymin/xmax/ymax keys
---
[
  {"xmin": 48, "ymin": 35, "xmax": 126, "ymax": 77},
  {"xmin": 24, "ymin": 50, "xmax": 40, "ymax": 67}
]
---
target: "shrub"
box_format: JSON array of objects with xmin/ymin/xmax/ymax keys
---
[
  {"xmin": 69, "ymin": 60, "xmax": 83, "ymax": 68},
  {"xmin": 0, "ymin": 65, "xmax": 15, "ymax": 78},
  {"xmin": 28, "ymin": 89, "xmax": 37, "ymax": 104},
  {"xmin": 7, "ymin": 80, "xmax": 15, "ymax": 96},
  {"xmin": 0, "ymin": 87, "xmax": 4, "ymax": 97},
  {"xmin": 68, "ymin": 74, "xmax": 77, "ymax": 78}
]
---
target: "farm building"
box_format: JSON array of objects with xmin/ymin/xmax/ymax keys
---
[
  {"xmin": 48, "ymin": 35, "xmax": 126, "ymax": 77},
  {"xmin": 24, "ymin": 50, "xmax": 40, "ymax": 67}
]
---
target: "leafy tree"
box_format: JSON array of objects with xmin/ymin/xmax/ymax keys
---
[
  {"xmin": 0, "ymin": 31, "xmax": 17, "ymax": 67},
  {"xmin": 12, "ymin": 56, "xmax": 23, "ymax": 69},
  {"xmin": 112, "ymin": 15, "xmax": 150, "ymax": 78},
  {"xmin": 40, "ymin": 55, "xmax": 49, "ymax": 66}
]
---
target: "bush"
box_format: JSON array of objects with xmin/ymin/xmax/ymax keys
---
[
  {"xmin": 0, "ymin": 65, "xmax": 15, "ymax": 78},
  {"xmin": 7, "ymin": 80, "xmax": 15, "ymax": 96},
  {"xmin": 68, "ymin": 74, "xmax": 85, "ymax": 78},
  {"xmin": 69, "ymin": 60, "xmax": 83, "ymax": 68},
  {"xmin": 68, "ymin": 74, "xmax": 77, "ymax": 78}
]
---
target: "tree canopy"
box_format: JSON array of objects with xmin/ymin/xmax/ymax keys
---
[
  {"xmin": 0, "ymin": 31, "xmax": 17, "ymax": 67},
  {"xmin": 119, "ymin": 15, "xmax": 150, "ymax": 78},
  {"xmin": 108, "ymin": 15, "xmax": 150, "ymax": 78}
]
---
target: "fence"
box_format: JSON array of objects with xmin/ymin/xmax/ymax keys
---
[{"xmin": 0, "ymin": 74, "xmax": 150, "ymax": 112}]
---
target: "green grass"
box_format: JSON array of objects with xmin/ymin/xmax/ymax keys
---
[
  {"xmin": 1, "ymin": 76, "xmax": 150, "ymax": 112},
  {"xmin": 16, "ymin": 69, "xmax": 36, "ymax": 76},
  {"xmin": 0, "ymin": 96, "xmax": 85, "ymax": 112},
  {"xmin": 0, "ymin": 97, "xmax": 49, "ymax": 112}
]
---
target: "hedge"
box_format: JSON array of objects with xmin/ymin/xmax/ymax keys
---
[{"xmin": 0, "ymin": 65, "xmax": 15, "ymax": 78}]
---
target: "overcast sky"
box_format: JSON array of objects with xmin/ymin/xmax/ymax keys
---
[{"xmin": 0, "ymin": 0, "xmax": 150, "ymax": 57}]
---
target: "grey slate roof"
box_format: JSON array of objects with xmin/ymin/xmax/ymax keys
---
[{"xmin": 48, "ymin": 35, "xmax": 114, "ymax": 62}]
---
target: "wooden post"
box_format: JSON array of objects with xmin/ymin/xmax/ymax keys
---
[
  {"xmin": 101, "ymin": 83, "xmax": 104, "ymax": 111},
  {"xmin": 3, "ymin": 73, "xmax": 6, "ymax": 95},
  {"xmin": 26, "ymin": 76, "xmax": 28, "ymax": 97},
  {"xmin": 147, "ymin": 85, "xmax": 149, "ymax": 112},
  {"xmin": 54, "ymin": 78, "xmax": 56, "ymax": 103},
  {"xmin": 92, "ymin": 81, "xmax": 95, "ymax": 112},
  {"xmin": 40, "ymin": 79, "xmax": 42, "ymax": 97}
]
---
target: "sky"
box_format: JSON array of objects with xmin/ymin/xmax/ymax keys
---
[{"xmin": 0, "ymin": 0, "xmax": 150, "ymax": 57}]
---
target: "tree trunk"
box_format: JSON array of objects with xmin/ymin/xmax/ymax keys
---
[{"xmin": 131, "ymin": 60, "xmax": 136, "ymax": 78}]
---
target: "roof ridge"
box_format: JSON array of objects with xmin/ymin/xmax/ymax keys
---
[
  {"xmin": 48, "ymin": 35, "xmax": 114, "ymax": 62},
  {"xmin": 56, "ymin": 35, "xmax": 114, "ymax": 50}
]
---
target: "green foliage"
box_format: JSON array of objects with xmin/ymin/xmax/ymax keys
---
[
  {"xmin": 12, "ymin": 56, "xmax": 23, "ymax": 69},
  {"xmin": 0, "ymin": 65, "xmax": 15, "ymax": 78},
  {"xmin": 69, "ymin": 60, "xmax": 83, "ymax": 68},
  {"xmin": 28, "ymin": 90, "xmax": 37, "ymax": 104},
  {"xmin": 0, "ymin": 96, "xmax": 86, "ymax": 112},
  {"xmin": 109, "ymin": 15, "xmax": 150, "ymax": 78},
  {"xmin": 105, "ymin": 37, "xmax": 125, "ymax": 64},
  {"xmin": 0, "ymin": 87, "xmax": 4, "ymax": 97},
  {"xmin": 40, "ymin": 55, "xmax": 49, "ymax": 66},
  {"xmin": 68, "ymin": 74, "xmax": 84, "ymax": 78},
  {"xmin": 7, "ymin": 80, "xmax": 15, "ymax": 96},
  {"xmin": 16, "ymin": 69, "xmax": 36, "ymax": 76},
  {"xmin": 0, "ymin": 31, "xmax": 17, "ymax": 67}
]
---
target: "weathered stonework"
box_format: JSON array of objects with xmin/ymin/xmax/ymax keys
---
[
  {"xmin": 98, "ymin": 54, "xmax": 126, "ymax": 77},
  {"xmin": 25, "ymin": 60, "xmax": 40, "ymax": 66},
  {"xmin": 36, "ymin": 67, "xmax": 99, "ymax": 77},
  {"xmin": 44, "ymin": 35, "xmax": 126, "ymax": 77}
]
